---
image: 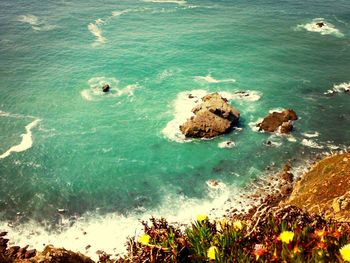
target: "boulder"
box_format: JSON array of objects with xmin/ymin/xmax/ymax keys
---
[
  {"xmin": 102, "ymin": 84, "xmax": 110, "ymax": 93},
  {"xmin": 258, "ymin": 109, "xmax": 298, "ymax": 133},
  {"xmin": 179, "ymin": 93, "xmax": 240, "ymax": 138}
]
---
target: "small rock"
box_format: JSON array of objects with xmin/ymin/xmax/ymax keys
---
[
  {"xmin": 316, "ymin": 22, "xmax": 325, "ymax": 28},
  {"xmin": 102, "ymin": 84, "xmax": 110, "ymax": 93}
]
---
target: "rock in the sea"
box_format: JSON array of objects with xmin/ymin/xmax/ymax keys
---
[
  {"xmin": 102, "ymin": 84, "xmax": 110, "ymax": 93},
  {"xmin": 179, "ymin": 92, "xmax": 240, "ymax": 138},
  {"xmin": 258, "ymin": 109, "xmax": 298, "ymax": 133},
  {"xmin": 316, "ymin": 22, "xmax": 325, "ymax": 28}
]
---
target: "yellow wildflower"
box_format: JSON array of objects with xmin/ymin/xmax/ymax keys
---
[
  {"xmin": 340, "ymin": 244, "xmax": 350, "ymax": 262},
  {"xmin": 139, "ymin": 233, "xmax": 151, "ymax": 245},
  {"xmin": 196, "ymin": 214, "xmax": 208, "ymax": 223},
  {"xmin": 207, "ymin": 246, "xmax": 218, "ymax": 260},
  {"xmin": 279, "ymin": 231, "xmax": 294, "ymax": 244},
  {"xmin": 233, "ymin": 220, "xmax": 243, "ymax": 231}
]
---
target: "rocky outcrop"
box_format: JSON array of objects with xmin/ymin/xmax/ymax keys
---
[
  {"xmin": 180, "ymin": 93, "xmax": 240, "ymax": 138},
  {"xmin": 284, "ymin": 153, "xmax": 350, "ymax": 222},
  {"xmin": 0, "ymin": 232, "xmax": 94, "ymax": 263},
  {"xmin": 257, "ymin": 109, "xmax": 298, "ymax": 133}
]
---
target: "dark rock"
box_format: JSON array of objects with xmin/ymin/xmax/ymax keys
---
[
  {"xmin": 0, "ymin": 232, "xmax": 7, "ymax": 237},
  {"xmin": 25, "ymin": 249, "xmax": 36, "ymax": 259},
  {"xmin": 5, "ymin": 246, "xmax": 20, "ymax": 257},
  {"xmin": 258, "ymin": 109, "xmax": 298, "ymax": 133},
  {"xmin": 180, "ymin": 92, "xmax": 240, "ymax": 138},
  {"xmin": 316, "ymin": 22, "xmax": 325, "ymax": 28},
  {"xmin": 102, "ymin": 84, "xmax": 110, "ymax": 93}
]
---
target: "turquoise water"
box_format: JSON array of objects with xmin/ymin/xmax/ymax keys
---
[{"xmin": 0, "ymin": 0, "xmax": 349, "ymax": 256}]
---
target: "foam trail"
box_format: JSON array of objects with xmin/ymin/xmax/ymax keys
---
[
  {"xmin": 194, "ymin": 74, "xmax": 236, "ymax": 84},
  {"xmin": 296, "ymin": 18, "xmax": 344, "ymax": 37},
  {"xmin": 302, "ymin": 131, "xmax": 319, "ymax": 138},
  {"xmin": 88, "ymin": 21, "xmax": 106, "ymax": 45},
  {"xmin": 218, "ymin": 141, "xmax": 235, "ymax": 149},
  {"xmin": 0, "ymin": 119, "xmax": 41, "ymax": 159}
]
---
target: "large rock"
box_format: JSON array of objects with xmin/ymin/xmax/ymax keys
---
[
  {"xmin": 284, "ymin": 153, "xmax": 350, "ymax": 222},
  {"xmin": 179, "ymin": 93, "xmax": 240, "ymax": 138},
  {"xmin": 258, "ymin": 109, "xmax": 298, "ymax": 133}
]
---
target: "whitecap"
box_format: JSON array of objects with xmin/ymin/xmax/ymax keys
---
[
  {"xmin": 17, "ymin": 14, "xmax": 40, "ymax": 26},
  {"xmin": 301, "ymin": 138, "xmax": 324, "ymax": 149},
  {"xmin": 324, "ymin": 82, "xmax": 350, "ymax": 95},
  {"xmin": 0, "ymin": 119, "xmax": 41, "ymax": 159},
  {"xmin": 17, "ymin": 14, "xmax": 57, "ymax": 31},
  {"xmin": 296, "ymin": 18, "xmax": 344, "ymax": 37},
  {"xmin": 218, "ymin": 140, "xmax": 235, "ymax": 149},
  {"xmin": 88, "ymin": 22, "xmax": 106, "ymax": 45},
  {"xmin": 194, "ymin": 74, "xmax": 236, "ymax": 84}
]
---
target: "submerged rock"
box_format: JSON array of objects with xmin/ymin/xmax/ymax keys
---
[
  {"xmin": 179, "ymin": 92, "xmax": 240, "ymax": 138},
  {"xmin": 257, "ymin": 109, "xmax": 298, "ymax": 133}
]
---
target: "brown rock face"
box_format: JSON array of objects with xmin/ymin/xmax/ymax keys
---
[
  {"xmin": 32, "ymin": 245, "xmax": 94, "ymax": 263},
  {"xmin": 285, "ymin": 153, "xmax": 350, "ymax": 222},
  {"xmin": 179, "ymin": 93, "xmax": 240, "ymax": 138},
  {"xmin": 258, "ymin": 109, "xmax": 298, "ymax": 133}
]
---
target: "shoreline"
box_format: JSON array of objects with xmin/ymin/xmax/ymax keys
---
[{"xmin": 1, "ymin": 150, "xmax": 349, "ymax": 262}]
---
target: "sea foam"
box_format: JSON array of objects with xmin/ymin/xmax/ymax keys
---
[
  {"xmin": 324, "ymin": 82, "xmax": 350, "ymax": 95},
  {"xmin": 194, "ymin": 74, "xmax": 236, "ymax": 84},
  {"xmin": 0, "ymin": 119, "xmax": 41, "ymax": 159},
  {"xmin": 17, "ymin": 14, "xmax": 57, "ymax": 31},
  {"xmin": 81, "ymin": 77, "xmax": 140, "ymax": 101},
  {"xmin": 88, "ymin": 21, "xmax": 106, "ymax": 46},
  {"xmin": 296, "ymin": 18, "xmax": 344, "ymax": 37},
  {"xmin": 0, "ymin": 182, "xmax": 248, "ymax": 261}
]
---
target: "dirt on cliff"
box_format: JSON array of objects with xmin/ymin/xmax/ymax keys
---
[{"xmin": 285, "ymin": 153, "xmax": 350, "ymax": 222}]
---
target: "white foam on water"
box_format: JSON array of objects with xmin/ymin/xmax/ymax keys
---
[
  {"xmin": 302, "ymin": 131, "xmax": 320, "ymax": 138},
  {"xmin": 249, "ymin": 118, "xmax": 263, "ymax": 132},
  {"xmin": 88, "ymin": 21, "xmax": 106, "ymax": 46},
  {"xmin": 162, "ymin": 89, "xmax": 207, "ymax": 143},
  {"xmin": 296, "ymin": 18, "xmax": 344, "ymax": 37},
  {"xmin": 81, "ymin": 77, "xmax": 140, "ymax": 101},
  {"xmin": 268, "ymin": 108, "xmax": 284, "ymax": 114},
  {"xmin": 324, "ymin": 82, "xmax": 350, "ymax": 95},
  {"xmin": 218, "ymin": 140, "xmax": 235, "ymax": 149},
  {"xmin": 194, "ymin": 74, "xmax": 236, "ymax": 84},
  {"xmin": 0, "ymin": 119, "xmax": 41, "ymax": 159},
  {"xmin": 17, "ymin": 14, "xmax": 57, "ymax": 31},
  {"xmin": 0, "ymin": 182, "xmax": 249, "ymax": 261},
  {"xmin": 221, "ymin": 90, "xmax": 262, "ymax": 102},
  {"xmin": 143, "ymin": 0, "xmax": 187, "ymax": 5},
  {"xmin": 301, "ymin": 138, "xmax": 324, "ymax": 149},
  {"xmin": 17, "ymin": 14, "xmax": 40, "ymax": 25}
]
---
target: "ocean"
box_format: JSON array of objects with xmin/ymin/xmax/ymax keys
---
[{"xmin": 0, "ymin": 0, "xmax": 349, "ymax": 259}]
